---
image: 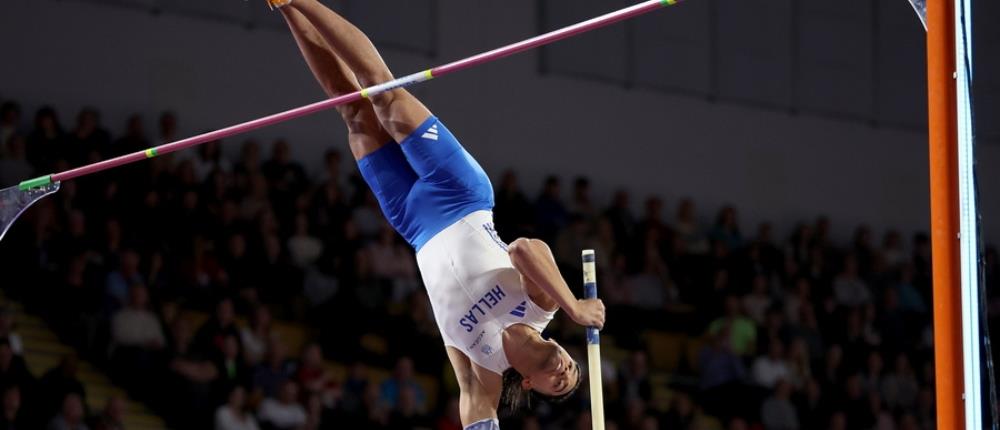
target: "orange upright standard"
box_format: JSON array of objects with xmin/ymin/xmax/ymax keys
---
[{"xmin": 926, "ymin": 0, "xmax": 965, "ymax": 428}]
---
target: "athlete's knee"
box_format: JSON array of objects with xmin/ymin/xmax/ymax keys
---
[
  {"xmin": 338, "ymin": 102, "xmax": 382, "ymax": 135},
  {"xmin": 355, "ymin": 68, "xmax": 395, "ymax": 90}
]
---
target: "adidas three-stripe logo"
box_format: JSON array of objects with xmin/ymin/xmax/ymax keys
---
[
  {"xmin": 422, "ymin": 124, "xmax": 439, "ymax": 141},
  {"xmin": 510, "ymin": 301, "xmax": 527, "ymax": 318}
]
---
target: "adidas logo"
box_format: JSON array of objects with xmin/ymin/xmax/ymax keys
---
[
  {"xmin": 510, "ymin": 301, "xmax": 527, "ymax": 318},
  {"xmin": 422, "ymin": 124, "xmax": 439, "ymax": 141}
]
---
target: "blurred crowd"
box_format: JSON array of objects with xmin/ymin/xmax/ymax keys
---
[{"xmin": 0, "ymin": 99, "xmax": 997, "ymax": 430}]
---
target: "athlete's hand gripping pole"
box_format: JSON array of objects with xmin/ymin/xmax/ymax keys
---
[{"xmin": 582, "ymin": 250, "xmax": 605, "ymax": 430}]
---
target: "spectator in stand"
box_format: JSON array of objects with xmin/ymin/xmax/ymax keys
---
[
  {"xmin": 90, "ymin": 396, "xmax": 125, "ymax": 430},
  {"xmin": 342, "ymin": 190, "xmax": 377, "ymax": 239},
  {"xmin": 262, "ymin": 139, "xmax": 307, "ymax": 227},
  {"xmin": 215, "ymin": 334, "xmax": 249, "ymax": 397},
  {"xmin": 881, "ymin": 230, "xmax": 907, "ymax": 268},
  {"xmin": 861, "ymin": 351, "xmax": 884, "ymax": 395},
  {"xmin": 0, "ymin": 338, "xmax": 35, "ymax": 397},
  {"xmin": 166, "ymin": 317, "xmax": 219, "ymax": 427},
  {"xmin": 881, "ymin": 354, "xmax": 919, "ymax": 412},
  {"xmin": 38, "ymin": 355, "xmax": 86, "ymax": 423},
  {"xmin": 783, "ymin": 278, "xmax": 811, "ymax": 326},
  {"xmin": 234, "ymin": 140, "xmax": 262, "ymax": 187},
  {"xmin": 0, "ymin": 385, "xmax": 25, "ymax": 430},
  {"xmin": 492, "ymin": 170, "xmax": 534, "ymax": 239},
  {"xmin": 46, "ymin": 393, "xmax": 88, "ymax": 430},
  {"xmin": 699, "ymin": 329, "xmax": 747, "ymax": 392},
  {"xmin": 570, "ymin": 176, "xmax": 596, "ymax": 220},
  {"xmin": 636, "ymin": 197, "xmax": 671, "ymax": 254},
  {"xmin": 759, "ymin": 307, "xmax": 794, "ymax": 353},
  {"xmin": 709, "ymin": 206, "xmax": 743, "ymax": 251},
  {"xmin": 555, "ymin": 214, "xmax": 591, "ymax": 271},
  {"xmin": 783, "ymin": 337, "xmax": 811, "ymax": 389},
  {"xmin": 194, "ymin": 297, "xmax": 241, "ymax": 358},
  {"xmin": 157, "ymin": 111, "xmax": 179, "ymax": 146},
  {"xmin": 261, "ymin": 139, "xmax": 307, "ymax": 191},
  {"xmin": 727, "ymin": 417, "xmax": 749, "ymax": 430},
  {"xmin": 258, "ymin": 380, "xmax": 307, "ymax": 430},
  {"xmin": 311, "ymin": 176, "xmax": 350, "ymax": 243},
  {"xmin": 434, "ymin": 397, "xmax": 462, "ymax": 430},
  {"xmin": 603, "ymin": 189, "xmax": 635, "ymax": 249},
  {"xmin": 619, "ymin": 398, "xmax": 645, "ymax": 430},
  {"xmin": 675, "ymin": 198, "xmax": 708, "ymax": 255},
  {"xmin": 241, "ymin": 175, "xmax": 272, "ymax": 221},
  {"xmin": 112, "ymin": 115, "xmax": 148, "ymax": 154},
  {"xmin": 914, "ymin": 387, "xmax": 935, "ymax": 429},
  {"xmin": 752, "ymin": 340, "xmax": 791, "ymax": 389},
  {"xmin": 534, "ymin": 176, "xmax": 568, "ymax": 242},
  {"xmin": 191, "ymin": 139, "xmax": 230, "ymax": 180},
  {"xmin": 0, "ymin": 102, "xmax": 22, "ymax": 156},
  {"xmin": 216, "ymin": 385, "xmax": 259, "ymax": 430},
  {"xmin": 111, "ymin": 285, "xmax": 166, "ymax": 374},
  {"xmin": 104, "ymin": 250, "xmax": 142, "ymax": 313},
  {"xmin": 294, "ymin": 343, "xmax": 339, "ymax": 409},
  {"xmin": 379, "ymin": 357, "xmax": 425, "ymax": 411},
  {"xmin": 843, "ymin": 374, "xmax": 872, "ymax": 428},
  {"xmin": 819, "ymin": 344, "xmax": 845, "ymax": 394},
  {"xmin": 66, "ymin": 107, "xmax": 110, "ymax": 164},
  {"xmin": 337, "ymin": 361, "xmax": 370, "ymax": 417},
  {"xmin": 618, "ymin": 351, "xmax": 652, "ymax": 403},
  {"xmin": 365, "ymin": 223, "xmax": 419, "ymax": 303},
  {"xmin": 0, "ymin": 309, "xmax": 22, "ymax": 356},
  {"xmin": 761, "ymin": 380, "xmax": 799, "ymax": 430},
  {"xmin": 624, "ymin": 240, "xmax": 677, "ymax": 309},
  {"xmin": 601, "ymin": 253, "xmax": 631, "ymax": 306},
  {"xmin": 894, "ymin": 264, "xmax": 927, "ymax": 314},
  {"xmin": 833, "ymin": 254, "xmax": 872, "ymax": 308},
  {"xmin": 795, "ymin": 379, "xmax": 826, "ymax": 430},
  {"xmin": 312, "ymin": 148, "xmax": 344, "ymax": 188},
  {"xmin": 386, "ymin": 385, "xmax": 430, "ymax": 429},
  {"xmin": 662, "ymin": 392, "xmax": 697, "ymax": 429},
  {"xmin": 27, "ymin": 106, "xmax": 64, "ymax": 170},
  {"xmin": 287, "ymin": 214, "xmax": 323, "ymax": 268},
  {"xmin": 0, "ymin": 136, "xmax": 33, "ymax": 187},
  {"xmin": 742, "ymin": 275, "xmax": 771, "ymax": 325},
  {"xmin": 240, "ymin": 306, "xmax": 274, "ymax": 366},
  {"xmin": 707, "ymin": 295, "xmax": 757, "ymax": 357},
  {"xmin": 253, "ymin": 338, "xmax": 293, "ymax": 399}
]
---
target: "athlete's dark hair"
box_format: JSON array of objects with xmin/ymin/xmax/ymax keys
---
[{"xmin": 499, "ymin": 359, "xmax": 583, "ymax": 416}]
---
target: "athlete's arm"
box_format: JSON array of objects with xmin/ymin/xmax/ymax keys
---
[
  {"xmin": 446, "ymin": 347, "xmax": 501, "ymax": 426},
  {"xmin": 508, "ymin": 238, "xmax": 606, "ymax": 329},
  {"xmin": 287, "ymin": 0, "xmax": 432, "ymax": 141}
]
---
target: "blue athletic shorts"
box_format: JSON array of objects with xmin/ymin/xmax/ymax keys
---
[
  {"xmin": 465, "ymin": 418, "xmax": 500, "ymax": 430},
  {"xmin": 357, "ymin": 115, "xmax": 494, "ymax": 251}
]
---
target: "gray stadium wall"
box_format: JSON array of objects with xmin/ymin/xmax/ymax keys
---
[{"xmin": 1, "ymin": 0, "xmax": 997, "ymax": 244}]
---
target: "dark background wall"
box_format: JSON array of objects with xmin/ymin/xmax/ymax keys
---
[{"xmin": 2, "ymin": 0, "xmax": 997, "ymax": 243}]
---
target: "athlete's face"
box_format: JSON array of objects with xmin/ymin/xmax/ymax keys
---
[{"xmin": 523, "ymin": 343, "xmax": 579, "ymax": 397}]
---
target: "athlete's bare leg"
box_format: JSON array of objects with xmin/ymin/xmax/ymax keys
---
[
  {"xmin": 278, "ymin": 6, "xmax": 392, "ymax": 160},
  {"xmin": 284, "ymin": 0, "xmax": 433, "ymax": 142}
]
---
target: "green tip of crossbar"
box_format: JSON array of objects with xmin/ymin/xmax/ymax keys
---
[{"xmin": 18, "ymin": 175, "xmax": 53, "ymax": 191}]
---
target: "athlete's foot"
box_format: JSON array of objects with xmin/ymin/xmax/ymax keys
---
[{"xmin": 267, "ymin": 0, "xmax": 292, "ymax": 10}]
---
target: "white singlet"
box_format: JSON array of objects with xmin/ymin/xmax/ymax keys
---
[{"xmin": 416, "ymin": 210, "xmax": 556, "ymax": 375}]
